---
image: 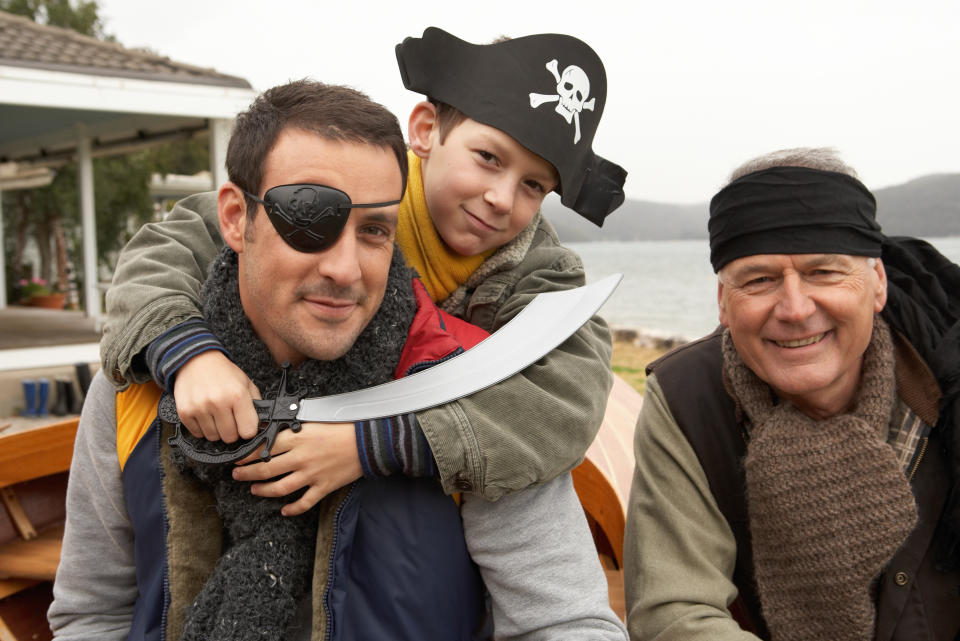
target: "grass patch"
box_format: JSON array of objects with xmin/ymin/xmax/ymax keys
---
[{"xmin": 611, "ymin": 340, "xmax": 670, "ymax": 396}]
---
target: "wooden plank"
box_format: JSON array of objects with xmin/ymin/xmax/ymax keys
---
[
  {"xmin": 0, "ymin": 420, "xmax": 75, "ymax": 639},
  {"xmin": 0, "ymin": 579, "xmax": 39, "ymax": 601},
  {"xmin": 0, "ymin": 581, "xmax": 54, "ymax": 641},
  {"xmin": 572, "ymin": 375, "xmax": 641, "ymax": 568},
  {"xmin": 599, "ymin": 553, "xmax": 626, "ymax": 622},
  {"xmin": 573, "ymin": 459, "xmax": 627, "ymax": 566},
  {"xmin": 0, "ymin": 615, "xmax": 16, "ymax": 641},
  {"xmin": 0, "ymin": 419, "xmax": 78, "ymax": 487},
  {"xmin": 0, "ymin": 488, "xmax": 37, "ymax": 540},
  {"xmin": 0, "ymin": 525, "xmax": 62, "ymax": 582},
  {"xmin": 585, "ymin": 375, "xmax": 641, "ymax": 514}
]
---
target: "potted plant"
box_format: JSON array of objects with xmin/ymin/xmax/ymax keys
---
[{"xmin": 17, "ymin": 277, "xmax": 66, "ymax": 309}]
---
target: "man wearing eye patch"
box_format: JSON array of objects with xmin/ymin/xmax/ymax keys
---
[
  {"xmin": 623, "ymin": 147, "xmax": 960, "ymax": 641},
  {"xmin": 49, "ymin": 80, "xmax": 626, "ymax": 641}
]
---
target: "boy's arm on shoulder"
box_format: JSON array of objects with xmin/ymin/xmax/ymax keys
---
[
  {"xmin": 101, "ymin": 192, "xmax": 225, "ymax": 386},
  {"xmin": 461, "ymin": 474, "xmax": 627, "ymax": 640},
  {"xmin": 420, "ymin": 230, "xmax": 613, "ymax": 499}
]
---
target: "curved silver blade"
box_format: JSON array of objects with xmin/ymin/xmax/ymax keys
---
[{"xmin": 297, "ymin": 273, "xmax": 622, "ymax": 422}]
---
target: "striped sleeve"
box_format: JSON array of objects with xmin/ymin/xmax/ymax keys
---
[
  {"xmin": 144, "ymin": 318, "xmax": 230, "ymax": 390},
  {"xmin": 355, "ymin": 413, "xmax": 438, "ymax": 478}
]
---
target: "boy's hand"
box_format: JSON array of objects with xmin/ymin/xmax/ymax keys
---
[
  {"xmin": 232, "ymin": 422, "xmax": 362, "ymax": 516},
  {"xmin": 173, "ymin": 351, "xmax": 262, "ymax": 443}
]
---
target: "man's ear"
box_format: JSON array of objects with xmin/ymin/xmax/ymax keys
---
[
  {"xmin": 872, "ymin": 258, "xmax": 888, "ymax": 313},
  {"xmin": 717, "ymin": 277, "xmax": 729, "ymax": 327},
  {"xmin": 408, "ymin": 101, "xmax": 439, "ymax": 158},
  {"xmin": 218, "ymin": 182, "xmax": 249, "ymax": 253}
]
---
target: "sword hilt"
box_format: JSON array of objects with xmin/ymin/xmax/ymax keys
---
[{"xmin": 169, "ymin": 362, "xmax": 302, "ymax": 464}]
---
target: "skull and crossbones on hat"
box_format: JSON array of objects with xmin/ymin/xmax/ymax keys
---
[{"xmin": 529, "ymin": 59, "xmax": 596, "ymax": 144}]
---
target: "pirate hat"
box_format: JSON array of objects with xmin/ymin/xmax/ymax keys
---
[{"xmin": 396, "ymin": 27, "xmax": 627, "ymax": 226}]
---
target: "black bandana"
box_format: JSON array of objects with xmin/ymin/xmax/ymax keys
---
[
  {"xmin": 708, "ymin": 166, "xmax": 883, "ymax": 272},
  {"xmin": 396, "ymin": 27, "xmax": 627, "ymax": 226}
]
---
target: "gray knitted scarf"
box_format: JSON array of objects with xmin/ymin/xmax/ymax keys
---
[
  {"xmin": 723, "ymin": 316, "xmax": 918, "ymax": 641},
  {"xmin": 170, "ymin": 246, "xmax": 418, "ymax": 641}
]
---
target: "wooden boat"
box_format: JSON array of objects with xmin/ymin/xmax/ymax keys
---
[
  {"xmin": 0, "ymin": 376, "xmax": 641, "ymax": 637},
  {"xmin": 0, "ymin": 417, "xmax": 77, "ymax": 641},
  {"xmin": 572, "ymin": 375, "xmax": 642, "ymax": 621}
]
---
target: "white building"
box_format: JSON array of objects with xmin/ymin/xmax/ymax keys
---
[{"xmin": 0, "ymin": 10, "xmax": 257, "ymax": 320}]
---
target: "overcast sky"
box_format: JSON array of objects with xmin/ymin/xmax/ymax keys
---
[{"xmin": 97, "ymin": 0, "xmax": 959, "ymax": 204}]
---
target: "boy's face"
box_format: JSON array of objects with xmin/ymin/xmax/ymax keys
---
[{"xmin": 412, "ymin": 105, "xmax": 558, "ymax": 256}]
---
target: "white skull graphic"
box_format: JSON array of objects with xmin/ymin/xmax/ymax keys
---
[
  {"xmin": 556, "ymin": 65, "xmax": 592, "ymax": 122},
  {"xmin": 529, "ymin": 59, "xmax": 596, "ymax": 144}
]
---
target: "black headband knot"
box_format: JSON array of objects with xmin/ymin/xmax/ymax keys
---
[
  {"xmin": 708, "ymin": 166, "xmax": 883, "ymax": 272},
  {"xmin": 396, "ymin": 27, "xmax": 627, "ymax": 226}
]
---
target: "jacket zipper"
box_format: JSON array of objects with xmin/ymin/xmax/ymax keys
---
[
  {"xmin": 404, "ymin": 347, "xmax": 466, "ymax": 376},
  {"xmin": 322, "ymin": 483, "xmax": 356, "ymax": 641},
  {"xmin": 157, "ymin": 419, "xmax": 172, "ymax": 640},
  {"xmin": 908, "ymin": 436, "xmax": 928, "ymax": 481}
]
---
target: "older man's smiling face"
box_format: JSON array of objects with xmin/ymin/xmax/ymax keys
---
[{"xmin": 718, "ymin": 253, "xmax": 888, "ymax": 419}]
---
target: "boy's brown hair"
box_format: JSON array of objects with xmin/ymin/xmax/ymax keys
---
[{"xmin": 431, "ymin": 100, "xmax": 468, "ymax": 144}]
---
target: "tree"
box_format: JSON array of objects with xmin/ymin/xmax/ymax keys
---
[
  {"xmin": 0, "ymin": 0, "xmax": 111, "ymax": 40},
  {"xmin": 3, "ymin": 138, "xmax": 209, "ymax": 301}
]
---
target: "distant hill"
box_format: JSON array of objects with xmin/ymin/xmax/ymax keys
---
[
  {"xmin": 545, "ymin": 173, "xmax": 960, "ymax": 242},
  {"xmin": 874, "ymin": 174, "xmax": 960, "ymax": 237},
  {"xmin": 543, "ymin": 197, "xmax": 708, "ymax": 242}
]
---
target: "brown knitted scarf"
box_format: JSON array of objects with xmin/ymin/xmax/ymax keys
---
[{"xmin": 723, "ymin": 316, "xmax": 918, "ymax": 641}]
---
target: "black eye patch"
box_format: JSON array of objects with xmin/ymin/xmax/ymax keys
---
[{"xmin": 244, "ymin": 183, "xmax": 400, "ymax": 253}]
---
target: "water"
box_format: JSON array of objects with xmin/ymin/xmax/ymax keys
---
[{"xmin": 570, "ymin": 237, "xmax": 960, "ymax": 341}]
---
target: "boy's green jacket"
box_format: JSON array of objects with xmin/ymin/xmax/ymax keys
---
[{"xmin": 101, "ymin": 191, "xmax": 614, "ymax": 499}]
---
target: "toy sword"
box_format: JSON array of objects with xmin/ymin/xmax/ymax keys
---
[{"xmin": 171, "ymin": 273, "xmax": 622, "ymax": 464}]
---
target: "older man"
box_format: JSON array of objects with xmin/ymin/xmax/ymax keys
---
[
  {"xmin": 624, "ymin": 148, "xmax": 960, "ymax": 641},
  {"xmin": 49, "ymin": 80, "xmax": 625, "ymax": 641}
]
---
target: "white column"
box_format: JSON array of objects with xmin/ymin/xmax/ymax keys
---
[
  {"xmin": 76, "ymin": 123, "xmax": 99, "ymax": 323},
  {"xmin": 0, "ymin": 188, "xmax": 6, "ymax": 308},
  {"xmin": 209, "ymin": 118, "xmax": 232, "ymax": 189}
]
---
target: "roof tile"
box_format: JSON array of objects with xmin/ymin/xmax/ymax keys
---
[{"xmin": 0, "ymin": 10, "xmax": 251, "ymax": 88}]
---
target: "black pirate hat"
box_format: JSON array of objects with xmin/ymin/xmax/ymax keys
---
[{"xmin": 396, "ymin": 27, "xmax": 627, "ymax": 226}]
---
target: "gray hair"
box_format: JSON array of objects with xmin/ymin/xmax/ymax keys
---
[{"xmin": 727, "ymin": 147, "xmax": 859, "ymax": 184}]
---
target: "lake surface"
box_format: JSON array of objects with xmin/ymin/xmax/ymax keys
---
[{"xmin": 569, "ymin": 236, "xmax": 960, "ymax": 341}]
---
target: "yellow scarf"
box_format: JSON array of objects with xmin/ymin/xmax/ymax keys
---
[{"xmin": 396, "ymin": 151, "xmax": 493, "ymax": 303}]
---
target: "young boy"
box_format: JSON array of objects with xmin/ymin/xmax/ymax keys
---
[{"xmin": 101, "ymin": 27, "xmax": 627, "ymax": 510}]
